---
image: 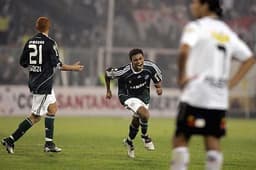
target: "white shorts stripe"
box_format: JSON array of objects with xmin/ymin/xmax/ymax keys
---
[
  {"xmin": 31, "ymin": 89, "xmax": 56, "ymax": 116},
  {"xmin": 36, "ymin": 94, "xmax": 47, "ymax": 115}
]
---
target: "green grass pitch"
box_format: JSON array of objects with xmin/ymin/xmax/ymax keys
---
[{"xmin": 0, "ymin": 117, "xmax": 256, "ymax": 170}]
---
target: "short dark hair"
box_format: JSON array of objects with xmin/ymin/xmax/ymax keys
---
[
  {"xmin": 129, "ymin": 48, "xmax": 144, "ymax": 61},
  {"xmin": 200, "ymin": 0, "xmax": 223, "ymax": 17}
]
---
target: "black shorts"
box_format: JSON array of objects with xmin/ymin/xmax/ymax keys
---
[{"xmin": 175, "ymin": 102, "xmax": 226, "ymax": 139}]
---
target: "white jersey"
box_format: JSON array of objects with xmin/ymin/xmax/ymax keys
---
[{"xmin": 180, "ymin": 16, "xmax": 253, "ymax": 110}]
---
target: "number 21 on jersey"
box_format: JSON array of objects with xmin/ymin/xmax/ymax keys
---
[{"xmin": 29, "ymin": 44, "xmax": 42, "ymax": 65}]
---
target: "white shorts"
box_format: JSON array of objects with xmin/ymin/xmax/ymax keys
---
[
  {"xmin": 31, "ymin": 90, "xmax": 56, "ymax": 116},
  {"xmin": 124, "ymin": 98, "xmax": 149, "ymax": 117}
]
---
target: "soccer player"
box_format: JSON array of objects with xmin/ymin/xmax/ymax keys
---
[
  {"xmin": 105, "ymin": 48, "xmax": 163, "ymax": 158},
  {"xmin": 1, "ymin": 17, "xmax": 84, "ymax": 154},
  {"xmin": 171, "ymin": 0, "xmax": 256, "ymax": 169}
]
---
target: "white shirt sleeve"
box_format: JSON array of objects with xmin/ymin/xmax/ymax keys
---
[
  {"xmin": 180, "ymin": 22, "xmax": 199, "ymax": 47},
  {"xmin": 232, "ymin": 35, "xmax": 253, "ymax": 61}
]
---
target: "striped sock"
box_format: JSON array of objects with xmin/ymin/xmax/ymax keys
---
[
  {"xmin": 128, "ymin": 124, "xmax": 139, "ymax": 141},
  {"xmin": 45, "ymin": 114, "xmax": 55, "ymax": 142},
  {"xmin": 11, "ymin": 117, "xmax": 33, "ymax": 142},
  {"xmin": 140, "ymin": 119, "xmax": 148, "ymax": 136}
]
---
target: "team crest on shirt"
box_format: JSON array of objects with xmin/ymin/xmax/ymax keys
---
[{"xmin": 137, "ymin": 75, "xmax": 142, "ymax": 79}]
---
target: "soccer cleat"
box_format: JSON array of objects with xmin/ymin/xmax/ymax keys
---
[
  {"xmin": 123, "ymin": 138, "xmax": 135, "ymax": 158},
  {"xmin": 1, "ymin": 138, "xmax": 15, "ymax": 154},
  {"xmin": 141, "ymin": 135, "xmax": 155, "ymax": 151},
  {"xmin": 44, "ymin": 142, "xmax": 62, "ymax": 152}
]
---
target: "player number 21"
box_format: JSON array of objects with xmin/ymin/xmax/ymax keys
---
[{"xmin": 29, "ymin": 44, "xmax": 42, "ymax": 65}]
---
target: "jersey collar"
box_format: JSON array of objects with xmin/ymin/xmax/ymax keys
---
[
  {"xmin": 41, "ymin": 32, "xmax": 48, "ymax": 37},
  {"xmin": 130, "ymin": 63, "xmax": 143, "ymax": 74}
]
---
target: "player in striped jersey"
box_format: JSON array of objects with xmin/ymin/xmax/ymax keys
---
[
  {"xmin": 171, "ymin": 0, "xmax": 256, "ymax": 170},
  {"xmin": 105, "ymin": 48, "xmax": 163, "ymax": 158}
]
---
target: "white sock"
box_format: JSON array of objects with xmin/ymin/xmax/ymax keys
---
[
  {"xmin": 205, "ymin": 150, "xmax": 223, "ymax": 170},
  {"xmin": 170, "ymin": 147, "xmax": 189, "ymax": 170},
  {"xmin": 45, "ymin": 137, "xmax": 53, "ymax": 142}
]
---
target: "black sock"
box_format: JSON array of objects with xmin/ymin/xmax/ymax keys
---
[
  {"xmin": 11, "ymin": 118, "xmax": 33, "ymax": 142},
  {"xmin": 45, "ymin": 114, "xmax": 55, "ymax": 142},
  {"xmin": 128, "ymin": 124, "xmax": 139, "ymax": 141},
  {"xmin": 140, "ymin": 119, "xmax": 148, "ymax": 136}
]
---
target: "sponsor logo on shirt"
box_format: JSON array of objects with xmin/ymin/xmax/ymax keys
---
[
  {"xmin": 211, "ymin": 32, "xmax": 230, "ymax": 43},
  {"xmin": 130, "ymin": 82, "xmax": 147, "ymax": 89}
]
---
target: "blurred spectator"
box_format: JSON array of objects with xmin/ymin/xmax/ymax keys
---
[
  {"xmin": 0, "ymin": 0, "xmax": 254, "ymax": 48},
  {"xmin": 0, "ymin": 15, "xmax": 10, "ymax": 44},
  {"xmin": 0, "ymin": 0, "xmax": 256, "ymax": 87}
]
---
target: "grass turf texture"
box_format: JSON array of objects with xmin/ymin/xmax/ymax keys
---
[{"xmin": 0, "ymin": 117, "xmax": 255, "ymax": 170}]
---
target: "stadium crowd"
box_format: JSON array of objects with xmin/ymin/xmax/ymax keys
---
[
  {"xmin": 0, "ymin": 0, "xmax": 256, "ymax": 86},
  {"xmin": 1, "ymin": 0, "xmax": 256, "ymax": 48}
]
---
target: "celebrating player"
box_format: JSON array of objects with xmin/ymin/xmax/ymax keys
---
[
  {"xmin": 171, "ymin": 0, "xmax": 256, "ymax": 169},
  {"xmin": 1, "ymin": 17, "xmax": 84, "ymax": 154},
  {"xmin": 105, "ymin": 48, "xmax": 163, "ymax": 158}
]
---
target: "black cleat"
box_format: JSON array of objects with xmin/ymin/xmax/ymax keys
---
[
  {"xmin": 44, "ymin": 142, "xmax": 62, "ymax": 152},
  {"xmin": 1, "ymin": 138, "xmax": 14, "ymax": 154}
]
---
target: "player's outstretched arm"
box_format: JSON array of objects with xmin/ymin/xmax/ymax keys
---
[
  {"xmin": 155, "ymin": 82, "xmax": 163, "ymax": 96},
  {"xmin": 105, "ymin": 71, "xmax": 112, "ymax": 99},
  {"xmin": 60, "ymin": 61, "xmax": 84, "ymax": 71},
  {"xmin": 229, "ymin": 56, "xmax": 256, "ymax": 89}
]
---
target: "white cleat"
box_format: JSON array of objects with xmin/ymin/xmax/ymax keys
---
[
  {"xmin": 141, "ymin": 135, "xmax": 155, "ymax": 151},
  {"xmin": 44, "ymin": 142, "xmax": 62, "ymax": 153},
  {"xmin": 123, "ymin": 138, "xmax": 135, "ymax": 158}
]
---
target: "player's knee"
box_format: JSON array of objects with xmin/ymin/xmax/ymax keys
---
[
  {"xmin": 137, "ymin": 106, "xmax": 149, "ymax": 120},
  {"xmin": 205, "ymin": 136, "xmax": 221, "ymax": 151},
  {"xmin": 131, "ymin": 117, "xmax": 140, "ymax": 128},
  {"xmin": 29, "ymin": 114, "xmax": 41, "ymax": 124},
  {"xmin": 47, "ymin": 103, "xmax": 57, "ymax": 115},
  {"xmin": 173, "ymin": 133, "xmax": 189, "ymax": 148},
  {"xmin": 48, "ymin": 108, "xmax": 57, "ymax": 115}
]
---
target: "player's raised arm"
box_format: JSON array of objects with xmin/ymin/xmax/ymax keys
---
[{"xmin": 60, "ymin": 61, "xmax": 84, "ymax": 71}]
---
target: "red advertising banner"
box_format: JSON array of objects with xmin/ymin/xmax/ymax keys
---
[{"xmin": 0, "ymin": 86, "xmax": 180, "ymax": 117}]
